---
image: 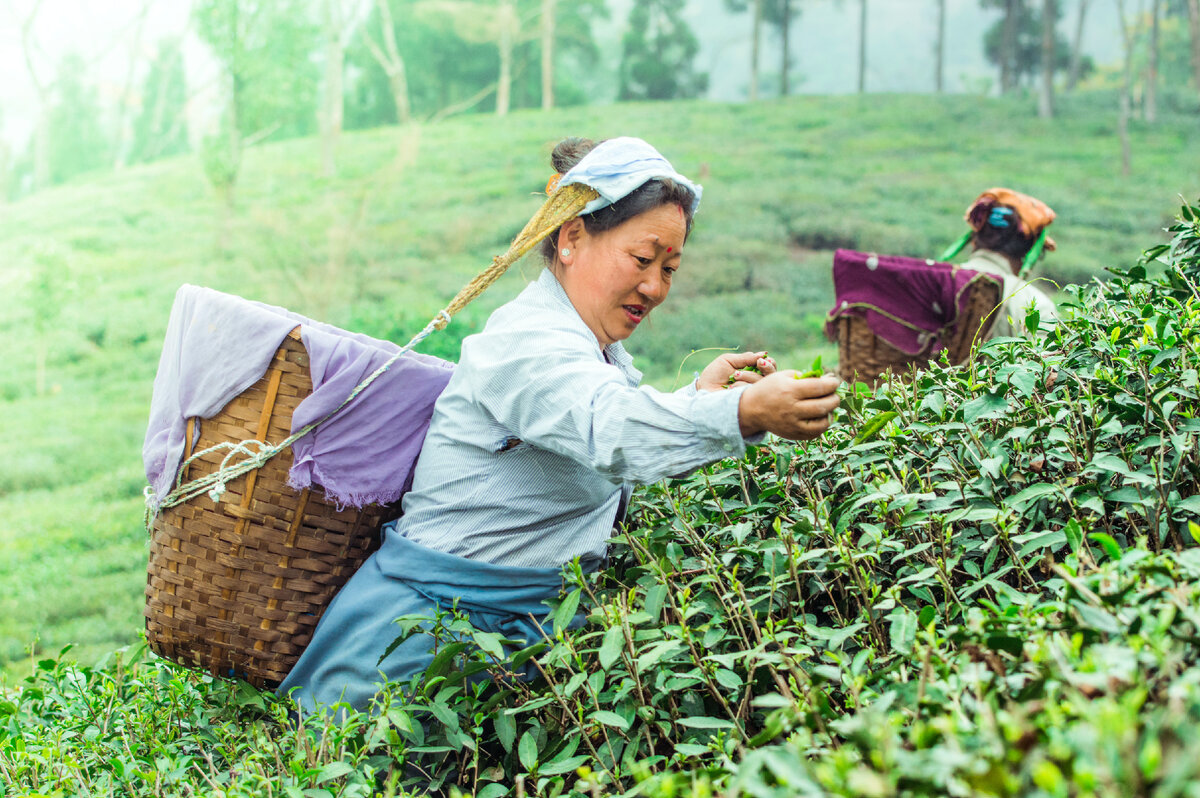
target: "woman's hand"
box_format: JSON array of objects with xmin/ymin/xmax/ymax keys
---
[
  {"xmin": 696, "ymin": 351, "xmax": 776, "ymax": 392},
  {"xmin": 737, "ymin": 372, "xmax": 841, "ymax": 440}
]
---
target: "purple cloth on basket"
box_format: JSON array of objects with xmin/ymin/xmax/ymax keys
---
[
  {"xmin": 825, "ymin": 249, "xmax": 1003, "ymax": 355},
  {"xmin": 143, "ymin": 284, "xmax": 454, "ymax": 512}
]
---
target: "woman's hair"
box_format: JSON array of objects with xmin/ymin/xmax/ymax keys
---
[
  {"xmin": 539, "ymin": 137, "xmax": 698, "ymax": 264},
  {"xmin": 970, "ymin": 200, "xmax": 1037, "ymax": 264}
]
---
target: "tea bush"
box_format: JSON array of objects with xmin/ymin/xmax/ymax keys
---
[{"xmin": 5, "ymin": 199, "xmax": 1200, "ymax": 796}]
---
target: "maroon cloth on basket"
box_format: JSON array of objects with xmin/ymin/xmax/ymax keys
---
[{"xmin": 825, "ymin": 249, "xmax": 1003, "ymax": 355}]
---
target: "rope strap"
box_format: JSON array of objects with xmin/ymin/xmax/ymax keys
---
[{"xmin": 146, "ymin": 183, "xmax": 600, "ymax": 527}]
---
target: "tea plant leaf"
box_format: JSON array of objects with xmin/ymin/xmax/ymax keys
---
[
  {"xmin": 591, "ymin": 710, "xmax": 631, "ymax": 731},
  {"xmin": 963, "ymin": 391, "xmax": 1008, "ymax": 423},
  {"xmin": 676, "ymin": 716, "xmax": 735, "ymax": 729},
  {"xmin": 1007, "ymin": 482, "xmax": 1060, "ymax": 511},
  {"xmin": 476, "ymin": 784, "xmax": 508, "ymax": 798},
  {"xmin": 1089, "ymin": 532, "xmax": 1124, "ymax": 560},
  {"xmin": 888, "ymin": 610, "xmax": 917, "ymax": 655},
  {"xmin": 494, "ymin": 710, "xmax": 516, "ymax": 753},
  {"xmin": 539, "ymin": 754, "xmax": 591, "ymax": 776},
  {"xmin": 552, "ymin": 589, "xmax": 582, "ymax": 636},
  {"xmin": 599, "ymin": 625, "xmax": 625, "ymax": 670},
  {"xmin": 315, "ymin": 762, "xmax": 354, "ymax": 784},
  {"xmin": 517, "ymin": 730, "xmax": 539, "ymax": 770}
]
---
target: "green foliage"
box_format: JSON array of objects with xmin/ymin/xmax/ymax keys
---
[
  {"xmin": 981, "ymin": 0, "xmax": 1075, "ymax": 90},
  {"xmin": 0, "ymin": 94, "xmax": 1197, "ymax": 682},
  {"xmin": 204, "ymin": 0, "xmax": 320, "ymax": 140},
  {"xmin": 130, "ymin": 40, "xmax": 189, "ymax": 165},
  {"xmin": 618, "ymin": 0, "xmax": 708, "ymax": 101},
  {"xmin": 342, "ymin": 196, "xmax": 1200, "ymax": 795},
  {"xmin": 346, "ymin": 0, "xmax": 609, "ymax": 126},
  {"xmin": 0, "ymin": 644, "xmax": 402, "ymax": 796},
  {"xmin": 45, "ymin": 54, "xmax": 111, "ymax": 185},
  {"xmin": 15, "ymin": 197, "xmax": 1200, "ymax": 794}
]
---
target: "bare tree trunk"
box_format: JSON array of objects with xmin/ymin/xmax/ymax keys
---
[
  {"xmin": 1188, "ymin": 0, "xmax": 1200, "ymax": 94},
  {"xmin": 780, "ymin": 0, "xmax": 790, "ymax": 95},
  {"xmin": 750, "ymin": 0, "xmax": 761, "ymax": 100},
  {"xmin": 113, "ymin": 1, "xmax": 152, "ymax": 170},
  {"xmin": 1117, "ymin": 0, "xmax": 1133, "ymax": 176},
  {"xmin": 321, "ymin": 0, "xmax": 346, "ymax": 177},
  {"xmin": 17, "ymin": 0, "xmax": 51, "ymax": 190},
  {"xmin": 1038, "ymin": 0, "xmax": 1055, "ymax": 117},
  {"xmin": 1146, "ymin": 0, "xmax": 1159, "ymax": 123},
  {"xmin": 496, "ymin": 0, "xmax": 514, "ymax": 116},
  {"xmin": 1001, "ymin": 0, "xmax": 1019, "ymax": 93},
  {"xmin": 364, "ymin": 0, "xmax": 412, "ymax": 123},
  {"xmin": 541, "ymin": 0, "xmax": 555, "ymax": 109},
  {"xmin": 858, "ymin": 0, "xmax": 868, "ymax": 93},
  {"xmin": 935, "ymin": 0, "xmax": 945, "ymax": 92},
  {"xmin": 1067, "ymin": 0, "xmax": 1089, "ymax": 90}
]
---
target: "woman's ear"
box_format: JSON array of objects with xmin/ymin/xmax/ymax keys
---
[{"xmin": 558, "ymin": 219, "xmax": 584, "ymax": 264}]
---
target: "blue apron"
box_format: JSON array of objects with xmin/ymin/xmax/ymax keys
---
[{"xmin": 278, "ymin": 523, "xmax": 577, "ymax": 716}]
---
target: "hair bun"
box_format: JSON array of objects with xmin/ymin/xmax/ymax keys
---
[{"xmin": 550, "ymin": 137, "xmax": 598, "ymax": 174}]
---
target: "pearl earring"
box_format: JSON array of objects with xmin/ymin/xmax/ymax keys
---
[{"xmin": 561, "ymin": 248, "xmax": 570, "ymax": 257}]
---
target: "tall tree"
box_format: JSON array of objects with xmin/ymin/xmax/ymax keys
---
[
  {"xmin": 1188, "ymin": 0, "xmax": 1200, "ymax": 92},
  {"xmin": 983, "ymin": 0, "xmax": 1068, "ymax": 90},
  {"xmin": 111, "ymin": 0, "xmax": 152, "ymax": 170},
  {"xmin": 320, "ymin": 0, "xmax": 367, "ymax": 176},
  {"xmin": 858, "ymin": 0, "xmax": 868, "ymax": 92},
  {"xmin": 1067, "ymin": 0, "xmax": 1090, "ymax": 89},
  {"xmin": 1146, "ymin": 0, "xmax": 1160, "ymax": 122},
  {"xmin": 935, "ymin": 0, "xmax": 946, "ymax": 91},
  {"xmin": 724, "ymin": 0, "xmax": 763, "ymax": 100},
  {"xmin": 541, "ymin": 0, "xmax": 555, "ymax": 108},
  {"xmin": 194, "ymin": 0, "xmax": 320, "ymax": 214},
  {"xmin": 361, "ymin": 0, "xmax": 413, "ymax": 123},
  {"xmin": 618, "ymin": 0, "xmax": 708, "ymax": 100},
  {"xmin": 1115, "ymin": 0, "xmax": 1135, "ymax": 175},
  {"xmin": 1038, "ymin": 0, "xmax": 1056, "ymax": 117},
  {"xmin": 412, "ymin": 0, "xmax": 526, "ymax": 117},
  {"xmin": 762, "ymin": 0, "xmax": 797, "ymax": 96},
  {"xmin": 130, "ymin": 39, "xmax": 189, "ymax": 164},
  {"xmin": 45, "ymin": 53, "xmax": 110, "ymax": 184},
  {"xmin": 1002, "ymin": 0, "xmax": 1021, "ymax": 92},
  {"xmin": 13, "ymin": 0, "xmax": 55, "ymax": 191}
]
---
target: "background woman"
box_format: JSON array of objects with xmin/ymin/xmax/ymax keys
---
[
  {"xmin": 945, "ymin": 186, "xmax": 1060, "ymax": 339},
  {"xmin": 279, "ymin": 136, "xmax": 841, "ymax": 716}
]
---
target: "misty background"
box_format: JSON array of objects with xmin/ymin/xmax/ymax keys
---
[{"xmin": 0, "ymin": 0, "xmax": 1136, "ymax": 195}]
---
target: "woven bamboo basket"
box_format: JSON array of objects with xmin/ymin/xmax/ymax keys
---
[
  {"xmin": 145, "ymin": 329, "xmax": 399, "ymax": 688},
  {"xmin": 835, "ymin": 279, "xmax": 1002, "ymax": 387}
]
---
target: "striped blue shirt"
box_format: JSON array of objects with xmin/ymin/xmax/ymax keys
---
[{"xmin": 396, "ymin": 268, "xmax": 754, "ymax": 569}]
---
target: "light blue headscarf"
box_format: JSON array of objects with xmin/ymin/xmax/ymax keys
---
[{"xmin": 556, "ymin": 136, "xmax": 703, "ymax": 217}]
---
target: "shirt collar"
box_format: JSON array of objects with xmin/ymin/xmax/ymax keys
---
[
  {"xmin": 535, "ymin": 268, "xmax": 640, "ymax": 380},
  {"xmin": 970, "ymin": 249, "xmax": 1017, "ymax": 276}
]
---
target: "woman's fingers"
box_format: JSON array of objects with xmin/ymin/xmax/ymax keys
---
[
  {"xmin": 793, "ymin": 389, "xmax": 842, "ymax": 416},
  {"xmin": 787, "ymin": 374, "xmax": 842, "ymax": 398}
]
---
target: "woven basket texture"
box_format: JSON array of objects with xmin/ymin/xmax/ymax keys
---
[
  {"xmin": 836, "ymin": 280, "xmax": 1001, "ymax": 387},
  {"xmin": 145, "ymin": 330, "xmax": 399, "ymax": 688}
]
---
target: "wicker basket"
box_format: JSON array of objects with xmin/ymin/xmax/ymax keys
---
[
  {"xmin": 145, "ymin": 329, "xmax": 399, "ymax": 688},
  {"xmin": 835, "ymin": 279, "xmax": 1002, "ymax": 387}
]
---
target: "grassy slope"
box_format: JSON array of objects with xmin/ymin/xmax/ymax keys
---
[{"xmin": 0, "ymin": 93, "xmax": 1197, "ymax": 680}]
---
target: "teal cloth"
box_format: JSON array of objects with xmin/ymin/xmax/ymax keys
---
[{"xmin": 278, "ymin": 524, "xmax": 579, "ymax": 716}]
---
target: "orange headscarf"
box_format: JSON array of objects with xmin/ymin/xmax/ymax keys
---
[{"xmin": 966, "ymin": 187, "xmax": 1056, "ymax": 252}]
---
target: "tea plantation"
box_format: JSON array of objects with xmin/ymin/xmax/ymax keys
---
[
  {"xmin": 3, "ymin": 94, "xmax": 1200, "ymax": 796},
  {"xmin": 6, "ymin": 197, "xmax": 1200, "ymax": 796}
]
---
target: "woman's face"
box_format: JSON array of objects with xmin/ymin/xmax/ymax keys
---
[{"xmin": 556, "ymin": 203, "xmax": 687, "ymax": 348}]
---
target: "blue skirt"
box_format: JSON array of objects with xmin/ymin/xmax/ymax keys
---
[{"xmin": 277, "ymin": 524, "xmax": 576, "ymax": 716}]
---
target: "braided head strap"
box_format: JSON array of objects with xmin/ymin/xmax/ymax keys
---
[{"xmin": 435, "ymin": 182, "xmax": 600, "ymax": 329}]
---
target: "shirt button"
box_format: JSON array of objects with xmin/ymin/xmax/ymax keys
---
[{"xmin": 724, "ymin": 443, "xmax": 733, "ymax": 452}]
